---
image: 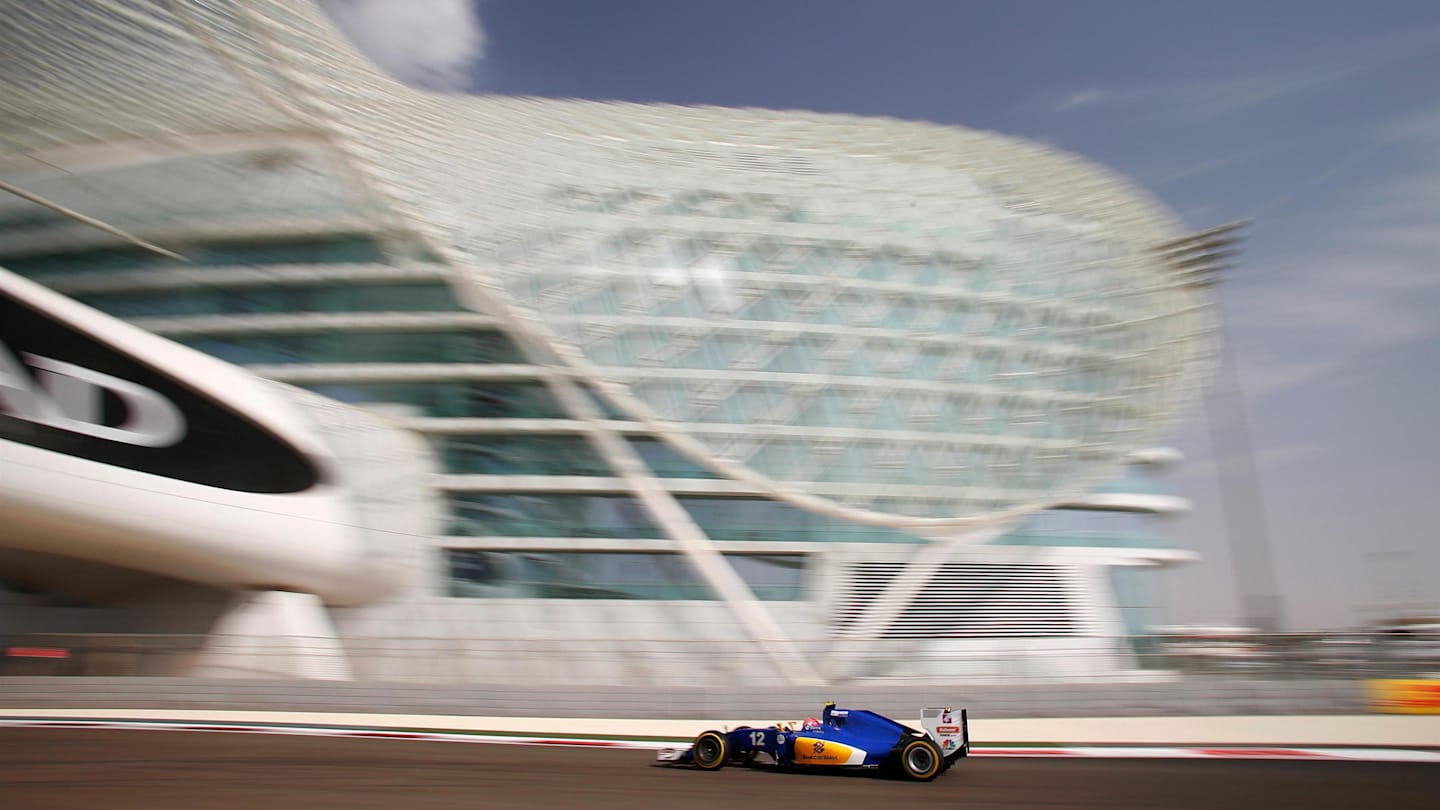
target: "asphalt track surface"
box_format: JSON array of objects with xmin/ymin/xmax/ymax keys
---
[{"xmin": 2, "ymin": 729, "xmax": 1437, "ymax": 810}]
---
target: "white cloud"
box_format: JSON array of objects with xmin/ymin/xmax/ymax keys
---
[
  {"xmin": 1070, "ymin": 63, "xmax": 1362, "ymax": 124},
  {"xmin": 1229, "ymin": 260, "xmax": 1440, "ymax": 400},
  {"xmin": 1220, "ymin": 155, "xmax": 1440, "ymax": 400},
  {"xmin": 1052, "ymin": 27, "xmax": 1440, "ymax": 125},
  {"xmin": 1148, "ymin": 144, "xmax": 1284, "ymax": 186},
  {"xmin": 1156, "ymin": 153, "xmax": 1253, "ymax": 183},
  {"xmin": 320, "ymin": 0, "xmax": 486, "ymax": 92},
  {"xmin": 1055, "ymin": 89, "xmax": 1105, "ymax": 112}
]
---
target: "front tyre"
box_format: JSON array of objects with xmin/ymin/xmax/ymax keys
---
[
  {"xmin": 692, "ymin": 731, "xmax": 729, "ymax": 771},
  {"xmin": 898, "ymin": 738, "xmax": 943, "ymax": 781}
]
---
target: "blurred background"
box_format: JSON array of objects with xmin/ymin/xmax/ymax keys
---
[{"xmin": 0, "ymin": 0, "xmax": 1436, "ymax": 713}]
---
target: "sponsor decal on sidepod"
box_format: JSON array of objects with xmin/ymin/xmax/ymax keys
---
[{"xmin": 792, "ymin": 737, "xmax": 865, "ymax": 765}]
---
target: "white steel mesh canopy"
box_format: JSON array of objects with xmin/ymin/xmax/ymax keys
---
[{"xmin": 0, "ymin": 0, "xmax": 1217, "ymax": 533}]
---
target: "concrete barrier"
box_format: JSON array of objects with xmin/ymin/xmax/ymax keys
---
[{"xmin": 0, "ymin": 677, "xmax": 1371, "ymax": 719}]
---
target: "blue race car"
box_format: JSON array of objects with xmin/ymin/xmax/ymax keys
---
[{"xmin": 656, "ymin": 703, "xmax": 969, "ymax": 781}]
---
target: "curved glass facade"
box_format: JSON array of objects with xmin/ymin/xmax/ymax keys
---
[
  {"xmin": 3, "ymin": 225, "xmax": 1191, "ymax": 610},
  {"xmin": 0, "ymin": 0, "xmax": 1217, "ymax": 683},
  {"xmin": 479, "ymin": 170, "xmax": 1209, "ymax": 523},
  {"xmin": 5, "ymin": 0, "xmax": 1213, "ymax": 527}
]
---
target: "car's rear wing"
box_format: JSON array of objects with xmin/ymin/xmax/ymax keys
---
[{"xmin": 920, "ymin": 706, "xmax": 969, "ymax": 758}]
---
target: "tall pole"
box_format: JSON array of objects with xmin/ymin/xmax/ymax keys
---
[
  {"xmin": 1156, "ymin": 223, "xmax": 1285, "ymax": 633},
  {"xmin": 1204, "ymin": 317, "xmax": 1285, "ymax": 633}
]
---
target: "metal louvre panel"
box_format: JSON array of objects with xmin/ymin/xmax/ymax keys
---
[{"xmin": 835, "ymin": 562, "xmax": 1077, "ymax": 638}]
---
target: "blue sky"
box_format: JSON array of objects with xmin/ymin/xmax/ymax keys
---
[{"xmin": 323, "ymin": 0, "xmax": 1440, "ymax": 630}]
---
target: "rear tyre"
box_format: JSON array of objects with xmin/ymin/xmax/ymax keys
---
[
  {"xmin": 898, "ymin": 738, "xmax": 943, "ymax": 781},
  {"xmin": 692, "ymin": 731, "xmax": 729, "ymax": 771}
]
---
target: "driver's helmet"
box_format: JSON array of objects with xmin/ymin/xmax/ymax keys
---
[{"xmin": 802, "ymin": 717, "xmax": 821, "ymax": 731}]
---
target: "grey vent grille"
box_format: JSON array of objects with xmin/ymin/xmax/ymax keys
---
[{"xmin": 836, "ymin": 562, "xmax": 1077, "ymax": 638}]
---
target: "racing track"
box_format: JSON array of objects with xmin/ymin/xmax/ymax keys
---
[{"xmin": 2, "ymin": 729, "xmax": 1436, "ymax": 810}]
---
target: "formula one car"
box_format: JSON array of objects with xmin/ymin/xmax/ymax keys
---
[{"xmin": 656, "ymin": 703, "xmax": 968, "ymax": 781}]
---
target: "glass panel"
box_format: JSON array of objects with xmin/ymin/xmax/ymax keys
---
[
  {"xmin": 582, "ymin": 386, "xmax": 630, "ymax": 420},
  {"xmin": 301, "ymin": 381, "xmax": 565, "ymax": 418},
  {"xmin": 0, "ymin": 204, "xmax": 63, "ymax": 230},
  {"xmin": 447, "ymin": 494, "xmax": 659, "ymax": 538},
  {"xmin": 445, "ymin": 550, "xmax": 806, "ymax": 600},
  {"xmin": 3, "ymin": 246, "xmax": 168, "ymax": 276},
  {"xmin": 727, "ymin": 554, "xmax": 808, "ymax": 601},
  {"xmin": 457, "ymin": 382, "xmax": 570, "ymax": 418},
  {"xmin": 991, "ymin": 509, "xmax": 1173, "ymax": 549},
  {"xmin": 179, "ymin": 330, "xmax": 524, "ymax": 364},
  {"xmin": 630, "ymin": 437, "xmax": 721, "ymax": 478},
  {"xmin": 1110, "ymin": 566, "xmax": 1165, "ymax": 664},
  {"xmin": 3, "ymin": 235, "xmax": 386, "ymax": 277},
  {"xmin": 193, "ymin": 237, "xmax": 385, "ymax": 266},
  {"xmin": 437, "ymin": 435, "xmax": 610, "ymax": 476},
  {"xmin": 185, "ymin": 334, "xmax": 306, "ymax": 365},
  {"xmin": 677, "ymin": 496, "xmax": 924, "ymax": 543},
  {"xmin": 440, "ymin": 435, "xmax": 723, "ymax": 478},
  {"xmin": 76, "ymin": 283, "xmax": 464, "ymax": 317},
  {"xmin": 444, "ymin": 493, "xmax": 924, "ymax": 542},
  {"xmin": 340, "ymin": 284, "xmax": 462, "ymax": 312}
]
